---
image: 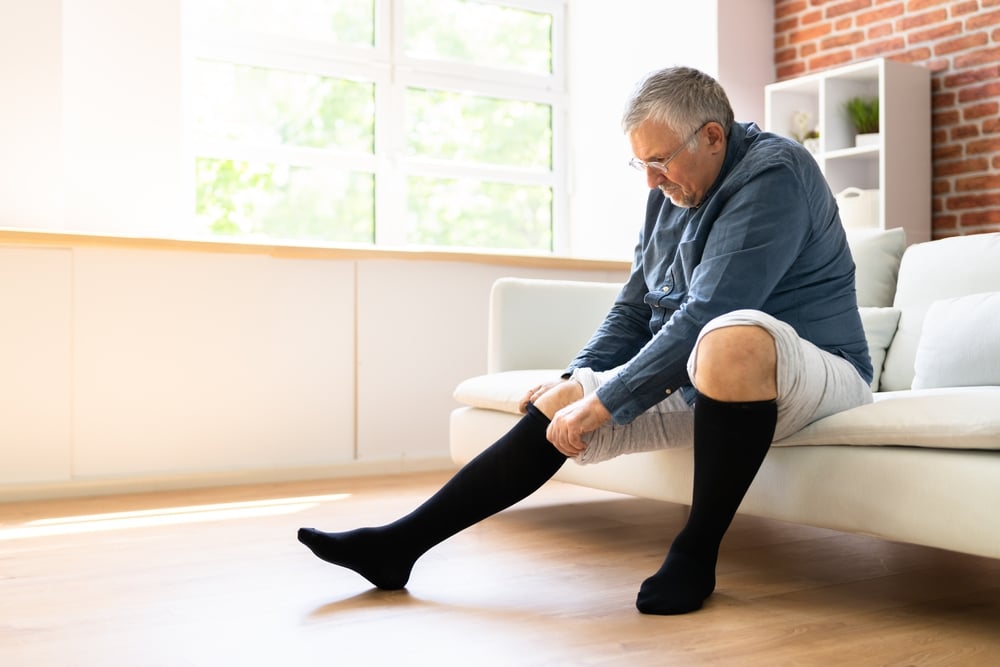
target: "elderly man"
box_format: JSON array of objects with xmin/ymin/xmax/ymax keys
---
[{"xmin": 299, "ymin": 66, "xmax": 872, "ymax": 615}]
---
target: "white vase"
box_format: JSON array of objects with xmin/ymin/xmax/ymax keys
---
[{"xmin": 855, "ymin": 132, "xmax": 880, "ymax": 147}]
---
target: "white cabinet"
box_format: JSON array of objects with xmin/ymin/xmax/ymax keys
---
[{"xmin": 764, "ymin": 58, "xmax": 931, "ymax": 244}]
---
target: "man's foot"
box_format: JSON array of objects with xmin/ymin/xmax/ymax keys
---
[
  {"xmin": 635, "ymin": 550, "xmax": 716, "ymax": 615},
  {"xmin": 298, "ymin": 527, "xmax": 414, "ymax": 590}
]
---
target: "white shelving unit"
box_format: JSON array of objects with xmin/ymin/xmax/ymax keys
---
[{"xmin": 764, "ymin": 58, "xmax": 931, "ymax": 244}]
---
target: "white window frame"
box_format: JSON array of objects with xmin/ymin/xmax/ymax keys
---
[{"xmin": 183, "ymin": 0, "xmax": 568, "ymax": 253}]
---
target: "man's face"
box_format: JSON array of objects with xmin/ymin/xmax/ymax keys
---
[{"xmin": 629, "ymin": 119, "xmax": 713, "ymax": 209}]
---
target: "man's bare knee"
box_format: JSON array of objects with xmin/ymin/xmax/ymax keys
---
[{"xmin": 692, "ymin": 325, "xmax": 777, "ymax": 401}]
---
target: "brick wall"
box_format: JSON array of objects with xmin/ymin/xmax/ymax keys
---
[{"xmin": 774, "ymin": 0, "xmax": 1000, "ymax": 238}]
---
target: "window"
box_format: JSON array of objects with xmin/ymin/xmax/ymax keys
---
[{"xmin": 184, "ymin": 0, "xmax": 566, "ymax": 253}]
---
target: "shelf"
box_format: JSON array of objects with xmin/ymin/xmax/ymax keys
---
[{"xmin": 764, "ymin": 57, "xmax": 931, "ymax": 244}]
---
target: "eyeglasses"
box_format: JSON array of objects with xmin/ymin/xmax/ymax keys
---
[{"xmin": 628, "ymin": 122, "xmax": 708, "ymax": 175}]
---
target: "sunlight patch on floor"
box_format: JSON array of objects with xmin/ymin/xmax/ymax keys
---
[{"xmin": 0, "ymin": 494, "xmax": 350, "ymax": 540}]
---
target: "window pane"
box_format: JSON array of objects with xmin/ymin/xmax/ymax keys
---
[
  {"xmin": 406, "ymin": 176, "xmax": 552, "ymax": 250},
  {"xmin": 192, "ymin": 0, "xmax": 374, "ymax": 47},
  {"xmin": 194, "ymin": 60, "xmax": 374, "ymax": 152},
  {"xmin": 407, "ymin": 88, "xmax": 551, "ymax": 168},
  {"xmin": 404, "ymin": 0, "xmax": 552, "ymax": 75},
  {"xmin": 196, "ymin": 158, "xmax": 374, "ymax": 244}
]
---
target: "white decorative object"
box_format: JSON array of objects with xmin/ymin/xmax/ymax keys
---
[
  {"xmin": 855, "ymin": 132, "xmax": 880, "ymax": 147},
  {"xmin": 836, "ymin": 187, "xmax": 881, "ymax": 229}
]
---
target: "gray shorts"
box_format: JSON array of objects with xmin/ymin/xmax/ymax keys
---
[{"xmin": 569, "ymin": 309, "xmax": 873, "ymax": 465}]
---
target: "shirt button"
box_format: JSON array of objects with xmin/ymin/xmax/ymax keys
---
[
  {"xmin": 661, "ymin": 285, "xmax": 672, "ymax": 294},
  {"xmin": 664, "ymin": 388, "xmax": 672, "ymax": 395}
]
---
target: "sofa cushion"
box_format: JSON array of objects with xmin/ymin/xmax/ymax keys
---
[
  {"xmin": 881, "ymin": 233, "xmax": 1000, "ymax": 391},
  {"xmin": 454, "ymin": 369, "xmax": 564, "ymax": 414},
  {"xmin": 846, "ymin": 227, "xmax": 906, "ymax": 308},
  {"xmin": 859, "ymin": 306, "xmax": 900, "ymax": 391},
  {"xmin": 912, "ymin": 291, "xmax": 1000, "ymax": 389},
  {"xmin": 775, "ymin": 386, "xmax": 1000, "ymax": 450}
]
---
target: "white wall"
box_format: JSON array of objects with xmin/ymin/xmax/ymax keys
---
[
  {"xmin": 0, "ymin": 0, "xmax": 65, "ymax": 229},
  {"xmin": 0, "ymin": 240, "xmax": 625, "ymax": 499},
  {"xmin": 566, "ymin": 0, "xmax": 775, "ymax": 259},
  {"xmin": 0, "ymin": 0, "xmax": 775, "ymax": 498}
]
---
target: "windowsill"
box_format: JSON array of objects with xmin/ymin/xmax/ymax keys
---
[{"xmin": 0, "ymin": 228, "xmax": 630, "ymax": 272}]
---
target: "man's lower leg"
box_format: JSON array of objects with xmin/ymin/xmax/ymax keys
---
[
  {"xmin": 636, "ymin": 392, "xmax": 776, "ymax": 615},
  {"xmin": 299, "ymin": 404, "xmax": 566, "ymax": 589}
]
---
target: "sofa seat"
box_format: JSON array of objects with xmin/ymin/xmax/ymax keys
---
[{"xmin": 450, "ymin": 230, "xmax": 1000, "ymax": 559}]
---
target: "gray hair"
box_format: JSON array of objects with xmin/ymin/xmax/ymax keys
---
[{"xmin": 621, "ymin": 66, "xmax": 735, "ymax": 138}]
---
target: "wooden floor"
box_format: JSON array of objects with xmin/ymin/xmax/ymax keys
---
[{"xmin": 2, "ymin": 471, "xmax": 999, "ymax": 667}]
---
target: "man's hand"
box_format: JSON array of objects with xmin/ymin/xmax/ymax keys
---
[
  {"xmin": 519, "ymin": 379, "xmax": 569, "ymax": 414},
  {"xmin": 546, "ymin": 393, "xmax": 612, "ymax": 458}
]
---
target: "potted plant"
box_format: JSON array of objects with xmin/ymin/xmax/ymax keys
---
[{"xmin": 845, "ymin": 96, "xmax": 879, "ymax": 147}]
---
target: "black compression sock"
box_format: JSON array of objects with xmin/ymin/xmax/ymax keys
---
[
  {"xmin": 299, "ymin": 404, "xmax": 566, "ymax": 589},
  {"xmin": 636, "ymin": 392, "xmax": 776, "ymax": 615}
]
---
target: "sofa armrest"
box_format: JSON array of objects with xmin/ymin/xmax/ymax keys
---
[{"xmin": 487, "ymin": 277, "xmax": 621, "ymax": 373}]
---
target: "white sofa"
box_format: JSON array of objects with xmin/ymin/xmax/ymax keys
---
[{"xmin": 450, "ymin": 229, "xmax": 1000, "ymax": 560}]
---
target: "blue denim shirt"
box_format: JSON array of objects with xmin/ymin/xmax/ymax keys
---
[{"xmin": 567, "ymin": 122, "xmax": 872, "ymax": 425}]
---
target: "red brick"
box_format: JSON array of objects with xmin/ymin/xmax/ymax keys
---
[
  {"xmin": 802, "ymin": 42, "xmax": 820, "ymax": 56},
  {"xmin": 933, "ymin": 144, "xmax": 964, "ymax": 160},
  {"xmin": 827, "ymin": 0, "xmax": 873, "ymax": 18},
  {"xmin": 955, "ymin": 45, "xmax": 1000, "ymax": 68},
  {"xmin": 857, "ymin": 36, "xmax": 906, "ymax": 57},
  {"xmin": 898, "ymin": 8, "xmax": 948, "ymax": 30},
  {"xmin": 960, "ymin": 209, "xmax": 1000, "ymax": 226},
  {"xmin": 907, "ymin": 21, "xmax": 963, "ymax": 45},
  {"xmin": 986, "ymin": 0, "xmax": 1000, "ymax": 7},
  {"xmin": 932, "ymin": 128, "xmax": 949, "ymax": 144},
  {"xmin": 967, "ymin": 9, "xmax": 1000, "ymax": 29},
  {"xmin": 932, "ymin": 179, "xmax": 951, "ymax": 195},
  {"xmin": 776, "ymin": 47, "xmax": 799, "ymax": 63},
  {"xmin": 822, "ymin": 31, "xmax": 867, "ymax": 48},
  {"xmin": 933, "ymin": 109, "xmax": 962, "ymax": 125},
  {"xmin": 776, "ymin": 0, "xmax": 809, "ymax": 19},
  {"xmin": 967, "ymin": 136, "xmax": 1000, "ymax": 154},
  {"xmin": 790, "ymin": 23, "xmax": 834, "ymax": 43},
  {"xmin": 935, "ymin": 157, "xmax": 991, "ymax": 175},
  {"xmin": 933, "ymin": 31, "xmax": 990, "ymax": 56},
  {"xmin": 776, "ymin": 17, "xmax": 799, "ymax": 34},
  {"xmin": 950, "ymin": 124, "xmax": 980, "ymax": 140},
  {"xmin": 808, "ymin": 50, "xmax": 855, "ymax": 70},
  {"xmin": 985, "ymin": 117, "xmax": 1000, "ymax": 134},
  {"xmin": 995, "ymin": 155, "xmax": 1000, "ymax": 169},
  {"xmin": 856, "ymin": 2, "xmax": 904, "ymax": 25},
  {"xmin": 802, "ymin": 9, "xmax": 825, "ymax": 23},
  {"xmin": 868, "ymin": 22, "xmax": 893, "ymax": 37},
  {"xmin": 932, "ymin": 91, "xmax": 956, "ymax": 109},
  {"xmin": 778, "ymin": 63, "xmax": 809, "ymax": 80},
  {"xmin": 956, "ymin": 174, "xmax": 1000, "ymax": 191},
  {"xmin": 896, "ymin": 46, "xmax": 933, "ymax": 62},
  {"xmin": 942, "ymin": 65, "xmax": 1000, "ymax": 89},
  {"xmin": 933, "ymin": 213, "xmax": 959, "ymax": 230},
  {"xmin": 906, "ymin": 0, "xmax": 954, "ymax": 10},
  {"xmin": 963, "ymin": 101, "xmax": 1000, "ymax": 120},
  {"xmin": 958, "ymin": 80, "xmax": 1000, "ymax": 103},
  {"xmin": 924, "ymin": 57, "xmax": 951, "ymax": 72},
  {"xmin": 950, "ymin": 1, "xmax": 981, "ymax": 17},
  {"xmin": 947, "ymin": 193, "xmax": 1000, "ymax": 209}
]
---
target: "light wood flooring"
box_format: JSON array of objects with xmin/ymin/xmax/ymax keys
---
[{"xmin": 1, "ymin": 471, "xmax": 999, "ymax": 666}]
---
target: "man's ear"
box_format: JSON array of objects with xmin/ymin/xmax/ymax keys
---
[{"xmin": 705, "ymin": 122, "xmax": 726, "ymax": 148}]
